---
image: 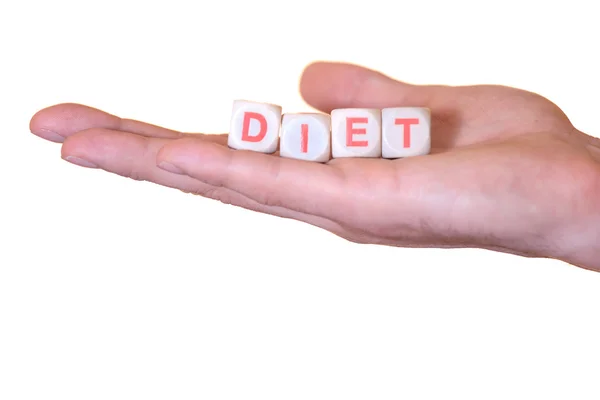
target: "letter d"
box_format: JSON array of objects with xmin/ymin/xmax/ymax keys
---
[{"xmin": 241, "ymin": 112, "xmax": 267, "ymax": 142}]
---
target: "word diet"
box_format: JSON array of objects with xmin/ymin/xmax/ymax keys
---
[{"xmin": 227, "ymin": 100, "xmax": 431, "ymax": 162}]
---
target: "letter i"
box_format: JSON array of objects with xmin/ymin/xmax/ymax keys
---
[{"xmin": 301, "ymin": 124, "xmax": 309, "ymax": 153}]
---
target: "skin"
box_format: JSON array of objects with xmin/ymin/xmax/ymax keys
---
[{"xmin": 29, "ymin": 61, "xmax": 600, "ymax": 272}]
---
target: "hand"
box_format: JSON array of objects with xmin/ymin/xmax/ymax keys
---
[{"xmin": 29, "ymin": 61, "xmax": 600, "ymax": 271}]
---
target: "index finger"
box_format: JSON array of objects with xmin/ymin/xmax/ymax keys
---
[{"xmin": 156, "ymin": 137, "xmax": 353, "ymax": 219}]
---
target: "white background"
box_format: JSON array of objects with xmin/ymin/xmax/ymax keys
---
[{"xmin": 2, "ymin": 0, "xmax": 600, "ymax": 398}]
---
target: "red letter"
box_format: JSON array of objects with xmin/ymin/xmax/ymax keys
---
[
  {"xmin": 394, "ymin": 118, "xmax": 419, "ymax": 148},
  {"xmin": 300, "ymin": 123, "xmax": 309, "ymax": 153},
  {"xmin": 241, "ymin": 112, "xmax": 267, "ymax": 142},
  {"xmin": 346, "ymin": 117, "xmax": 369, "ymax": 147}
]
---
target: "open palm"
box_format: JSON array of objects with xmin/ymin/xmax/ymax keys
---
[{"xmin": 29, "ymin": 62, "xmax": 600, "ymax": 271}]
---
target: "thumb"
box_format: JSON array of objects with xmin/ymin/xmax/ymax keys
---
[{"xmin": 299, "ymin": 61, "xmax": 441, "ymax": 113}]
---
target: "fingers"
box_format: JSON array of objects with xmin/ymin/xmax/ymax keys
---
[
  {"xmin": 30, "ymin": 103, "xmax": 226, "ymax": 143},
  {"xmin": 299, "ymin": 61, "xmax": 576, "ymax": 148},
  {"xmin": 59, "ymin": 128, "xmax": 271, "ymax": 207},
  {"xmin": 298, "ymin": 61, "xmax": 471, "ymax": 150},
  {"xmin": 156, "ymin": 137, "xmax": 353, "ymax": 220},
  {"xmin": 61, "ymin": 129, "xmax": 208, "ymax": 187},
  {"xmin": 299, "ymin": 61, "xmax": 442, "ymax": 113},
  {"xmin": 60, "ymin": 128, "xmax": 346, "ymax": 235}
]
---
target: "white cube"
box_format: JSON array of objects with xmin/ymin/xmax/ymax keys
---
[
  {"xmin": 280, "ymin": 113, "xmax": 331, "ymax": 162},
  {"xmin": 331, "ymin": 108, "xmax": 382, "ymax": 158},
  {"xmin": 228, "ymin": 100, "xmax": 282, "ymax": 153},
  {"xmin": 382, "ymin": 107, "xmax": 431, "ymax": 158}
]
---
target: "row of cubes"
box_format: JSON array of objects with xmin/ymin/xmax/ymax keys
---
[{"xmin": 228, "ymin": 100, "xmax": 431, "ymax": 162}]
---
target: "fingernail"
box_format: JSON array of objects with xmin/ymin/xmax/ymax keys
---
[
  {"xmin": 63, "ymin": 155, "xmax": 98, "ymax": 168},
  {"xmin": 35, "ymin": 128, "xmax": 66, "ymax": 143},
  {"xmin": 158, "ymin": 161, "xmax": 184, "ymax": 174}
]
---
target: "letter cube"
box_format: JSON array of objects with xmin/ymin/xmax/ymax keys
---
[
  {"xmin": 381, "ymin": 107, "xmax": 431, "ymax": 158},
  {"xmin": 280, "ymin": 113, "xmax": 331, "ymax": 162},
  {"xmin": 331, "ymin": 108, "xmax": 382, "ymax": 158},
  {"xmin": 228, "ymin": 100, "xmax": 282, "ymax": 153}
]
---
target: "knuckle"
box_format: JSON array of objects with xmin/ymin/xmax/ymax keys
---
[
  {"xmin": 125, "ymin": 137, "xmax": 152, "ymax": 181},
  {"xmin": 202, "ymin": 187, "xmax": 234, "ymax": 205},
  {"xmin": 255, "ymin": 158, "xmax": 284, "ymax": 207},
  {"xmin": 256, "ymin": 190, "xmax": 284, "ymax": 208},
  {"xmin": 127, "ymin": 167, "xmax": 146, "ymax": 181}
]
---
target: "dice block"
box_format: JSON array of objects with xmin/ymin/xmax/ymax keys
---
[
  {"xmin": 228, "ymin": 100, "xmax": 282, "ymax": 153},
  {"xmin": 331, "ymin": 108, "xmax": 381, "ymax": 158},
  {"xmin": 382, "ymin": 107, "xmax": 431, "ymax": 158},
  {"xmin": 280, "ymin": 113, "xmax": 331, "ymax": 162}
]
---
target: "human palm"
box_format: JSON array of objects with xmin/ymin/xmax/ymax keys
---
[{"xmin": 29, "ymin": 62, "xmax": 600, "ymax": 271}]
